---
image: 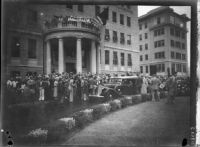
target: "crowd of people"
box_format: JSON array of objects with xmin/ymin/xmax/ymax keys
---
[
  {"xmin": 5, "ymin": 72, "xmax": 113, "ymax": 105},
  {"xmin": 4, "ymin": 71, "xmax": 190, "ymax": 105}
]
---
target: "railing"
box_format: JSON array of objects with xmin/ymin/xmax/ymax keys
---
[{"xmin": 44, "ymin": 16, "xmax": 101, "ymax": 35}]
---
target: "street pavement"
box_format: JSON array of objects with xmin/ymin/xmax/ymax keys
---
[{"xmin": 64, "ymin": 96, "xmax": 190, "ymax": 146}]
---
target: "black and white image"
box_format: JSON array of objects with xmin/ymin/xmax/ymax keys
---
[{"xmin": 1, "ymin": 1, "xmax": 196, "ymax": 146}]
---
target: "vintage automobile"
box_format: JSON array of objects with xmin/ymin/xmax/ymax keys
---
[{"xmin": 101, "ymin": 76, "xmax": 141, "ymax": 98}]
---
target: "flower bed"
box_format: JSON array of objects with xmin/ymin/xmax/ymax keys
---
[
  {"xmin": 23, "ymin": 128, "xmax": 48, "ymax": 145},
  {"xmin": 109, "ymin": 99, "xmax": 122, "ymax": 111}
]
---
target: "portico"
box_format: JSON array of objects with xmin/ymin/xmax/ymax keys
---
[{"xmin": 44, "ymin": 16, "xmax": 102, "ymax": 74}]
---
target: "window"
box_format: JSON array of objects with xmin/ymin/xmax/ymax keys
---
[
  {"xmin": 78, "ymin": 5, "xmax": 84, "ymax": 12},
  {"xmin": 156, "ymin": 64, "xmax": 165, "ymax": 72},
  {"xmin": 120, "ymin": 14, "xmax": 124, "ymax": 25},
  {"xmin": 127, "ymin": 16, "xmax": 131, "ymax": 27},
  {"xmin": 28, "ymin": 39, "xmax": 37, "ymax": 59},
  {"xmin": 113, "ymin": 31, "xmax": 118, "ymax": 43},
  {"xmin": 105, "ymin": 50, "xmax": 110, "ymax": 64},
  {"xmin": 140, "ymin": 45, "xmax": 143, "ymax": 51},
  {"xmin": 145, "ymin": 33, "xmax": 148, "ymax": 39},
  {"xmin": 128, "ymin": 54, "xmax": 132, "ymax": 66},
  {"xmin": 127, "ymin": 35, "xmax": 131, "ymax": 45},
  {"xmin": 170, "ymin": 27, "xmax": 174, "ymax": 36},
  {"xmin": 120, "ymin": 33, "xmax": 125, "ymax": 44},
  {"xmin": 145, "ymin": 54, "xmax": 148, "ymax": 60},
  {"xmin": 139, "ymin": 24, "xmax": 142, "ymax": 30},
  {"xmin": 11, "ymin": 37, "xmax": 20, "ymax": 57},
  {"xmin": 170, "ymin": 15, "xmax": 175, "ymax": 24},
  {"xmin": 182, "ymin": 32, "xmax": 185, "ymax": 39},
  {"xmin": 171, "ymin": 51, "xmax": 175, "ymax": 59},
  {"xmin": 175, "ymin": 41, "xmax": 181, "ymax": 48},
  {"xmin": 105, "ymin": 29, "xmax": 110, "ymax": 41},
  {"xmin": 27, "ymin": 9, "xmax": 37, "ymax": 24},
  {"xmin": 182, "ymin": 54, "xmax": 186, "ymax": 60},
  {"xmin": 66, "ymin": 5, "xmax": 73, "ymax": 9},
  {"xmin": 182, "ymin": 43, "xmax": 185, "ymax": 49},
  {"xmin": 176, "ymin": 52, "xmax": 181, "ymax": 60},
  {"xmin": 113, "ymin": 51, "xmax": 118, "ymax": 65},
  {"xmin": 145, "ymin": 22, "xmax": 147, "ymax": 28},
  {"xmin": 154, "ymin": 40, "xmax": 165, "ymax": 48},
  {"xmin": 95, "ymin": 5, "xmax": 100, "ymax": 16},
  {"xmin": 121, "ymin": 53, "xmax": 124, "ymax": 66},
  {"xmin": 140, "ymin": 55, "xmax": 143, "ymax": 61},
  {"xmin": 183, "ymin": 64, "xmax": 186, "ymax": 73},
  {"xmin": 161, "ymin": 28, "xmax": 165, "ymax": 34},
  {"xmin": 140, "ymin": 66, "xmax": 143, "ymax": 73},
  {"xmin": 155, "ymin": 52, "xmax": 165, "ymax": 59},
  {"xmin": 162, "ymin": 64, "xmax": 165, "ymax": 72},
  {"xmin": 154, "ymin": 30, "xmax": 157, "ymax": 36},
  {"xmin": 175, "ymin": 29, "xmax": 180, "ymax": 37},
  {"xmin": 112, "ymin": 11, "xmax": 117, "ymax": 23},
  {"xmin": 176, "ymin": 64, "xmax": 182, "ymax": 72},
  {"xmin": 157, "ymin": 17, "xmax": 161, "ymax": 24},
  {"xmin": 139, "ymin": 34, "xmax": 142, "ymax": 41},
  {"xmin": 146, "ymin": 66, "xmax": 148, "ymax": 73},
  {"xmin": 145, "ymin": 43, "xmax": 148, "ymax": 50},
  {"xmin": 171, "ymin": 40, "xmax": 174, "ymax": 47},
  {"xmin": 172, "ymin": 63, "xmax": 175, "ymax": 74}
]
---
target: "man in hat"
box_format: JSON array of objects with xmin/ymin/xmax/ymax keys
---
[{"xmin": 166, "ymin": 73, "xmax": 177, "ymax": 104}]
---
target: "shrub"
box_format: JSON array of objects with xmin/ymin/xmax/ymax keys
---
[
  {"xmin": 109, "ymin": 99, "xmax": 121, "ymax": 111},
  {"xmin": 46, "ymin": 120, "xmax": 70, "ymax": 143},
  {"xmin": 132, "ymin": 95, "xmax": 142, "ymax": 104},
  {"xmin": 72, "ymin": 110, "xmax": 93, "ymax": 128},
  {"xmin": 120, "ymin": 98, "xmax": 128, "ymax": 108},
  {"xmin": 92, "ymin": 104, "xmax": 107, "ymax": 120},
  {"xmin": 109, "ymin": 101, "xmax": 119, "ymax": 111},
  {"xmin": 58, "ymin": 117, "xmax": 75, "ymax": 130},
  {"xmin": 125, "ymin": 97, "xmax": 132, "ymax": 105},
  {"xmin": 141, "ymin": 94, "xmax": 150, "ymax": 102}
]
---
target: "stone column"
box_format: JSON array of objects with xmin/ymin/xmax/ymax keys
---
[
  {"xmin": 96, "ymin": 44, "xmax": 100, "ymax": 74},
  {"xmin": 90, "ymin": 40, "xmax": 96, "ymax": 74},
  {"xmin": 76, "ymin": 38, "xmax": 82, "ymax": 73},
  {"xmin": 46, "ymin": 40, "xmax": 51, "ymax": 74},
  {"xmin": 58, "ymin": 38, "xmax": 64, "ymax": 74}
]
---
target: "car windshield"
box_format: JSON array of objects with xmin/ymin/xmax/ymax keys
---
[{"xmin": 109, "ymin": 78, "xmax": 122, "ymax": 84}]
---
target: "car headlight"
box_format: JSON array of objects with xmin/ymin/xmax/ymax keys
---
[{"xmin": 118, "ymin": 89, "xmax": 120, "ymax": 91}]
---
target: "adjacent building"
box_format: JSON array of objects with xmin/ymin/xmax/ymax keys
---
[
  {"xmin": 138, "ymin": 6, "xmax": 190, "ymax": 76},
  {"xmin": 3, "ymin": 3, "xmax": 139, "ymax": 77}
]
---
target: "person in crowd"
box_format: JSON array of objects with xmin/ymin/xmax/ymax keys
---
[
  {"xmin": 166, "ymin": 73, "xmax": 177, "ymax": 104},
  {"xmin": 53, "ymin": 76, "xmax": 59, "ymax": 100},
  {"xmin": 68, "ymin": 77, "xmax": 74, "ymax": 103},
  {"xmin": 141, "ymin": 76, "xmax": 148, "ymax": 95},
  {"xmin": 150, "ymin": 74, "xmax": 161, "ymax": 101}
]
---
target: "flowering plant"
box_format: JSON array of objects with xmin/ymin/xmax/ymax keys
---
[
  {"xmin": 113, "ymin": 99, "xmax": 122, "ymax": 108},
  {"xmin": 28, "ymin": 128, "xmax": 48, "ymax": 138},
  {"xmin": 101, "ymin": 103, "xmax": 111, "ymax": 112}
]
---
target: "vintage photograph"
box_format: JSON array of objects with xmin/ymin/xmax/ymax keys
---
[{"xmin": 1, "ymin": 0, "xmax": 196, "ymax": 146}]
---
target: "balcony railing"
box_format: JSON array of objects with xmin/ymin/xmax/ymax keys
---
[{"xmin": 44, "ymin": 16, "xmax": 101, "ymax": 35}]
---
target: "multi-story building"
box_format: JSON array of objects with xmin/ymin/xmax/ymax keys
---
[
  {"xmin": 3, "ymin": 3, "xmax": 139, "ymax": 77},
  {"xmin": 138, "ymin": 6, "xmax": 190, "ymax": 76}
]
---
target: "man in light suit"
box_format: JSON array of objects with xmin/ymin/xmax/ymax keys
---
[{"xmin": 150, "ymin": 74, "xmax": 161, "ymax": 101}]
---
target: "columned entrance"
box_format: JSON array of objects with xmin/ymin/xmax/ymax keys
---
[{"xmin": 45, "ymin": 37, "xmax": 99, "ymax": 74}]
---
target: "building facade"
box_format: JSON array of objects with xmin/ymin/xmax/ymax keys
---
[
  {"xmin": 138, "ymin": 6, "xmax": 189, "ymax": 76},
  {"xmin": 3, "ymin": 3, "xmax": 139, "ymax": 77}
]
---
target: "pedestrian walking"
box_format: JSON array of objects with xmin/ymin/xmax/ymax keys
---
[{"xmin": 166, "ymin": 73, "xmax": 177, "ymax": 104}]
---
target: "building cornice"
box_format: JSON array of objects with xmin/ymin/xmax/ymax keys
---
[{"xmin": 8, "ymin": 28, "xmax": 43, "ymax": 36}]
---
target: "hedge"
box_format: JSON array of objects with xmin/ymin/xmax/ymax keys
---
[{"xmin": 92, "ymin": 104, "xmax": 108, "ymax": 120}]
